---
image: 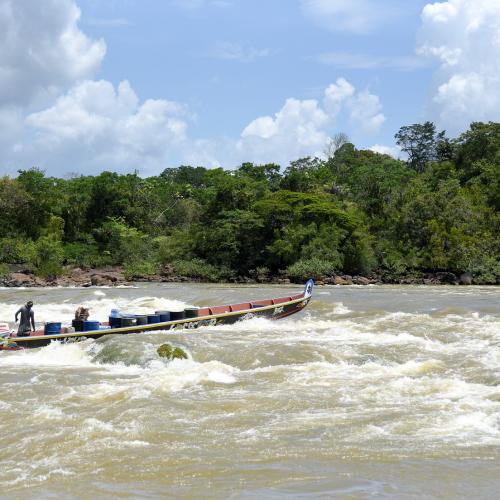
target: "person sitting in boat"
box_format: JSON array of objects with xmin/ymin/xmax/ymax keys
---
[
  {"xmin": 15, "ymin": 301, "xmax": 35, "ymax": 337},
  {"xmin": 75, "ymin": 306, "xmax": 90, "ymax": 321}
]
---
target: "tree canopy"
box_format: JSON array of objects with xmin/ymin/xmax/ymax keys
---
[{"xmin": 0, "ymin": 121, "xmax": 498, "ymax": 283}]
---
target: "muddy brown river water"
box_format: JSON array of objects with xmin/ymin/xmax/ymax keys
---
[{"xmin": 0, "ymin": 284, "xmax": 499, "ymax": 498}]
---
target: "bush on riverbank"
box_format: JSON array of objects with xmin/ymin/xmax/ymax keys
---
[{"xmin": 285, "ymin": 258, "xmax": 339, "ymax": 282}]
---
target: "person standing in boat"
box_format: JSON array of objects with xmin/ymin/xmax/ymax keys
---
[{"xmin": 15, "ymin": 301, "xmax": 35, "ymax": 337}]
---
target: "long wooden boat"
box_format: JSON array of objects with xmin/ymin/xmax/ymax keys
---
[{"xmin": 1, "ymin": 280, "xmax": 314, "ymax": 351}]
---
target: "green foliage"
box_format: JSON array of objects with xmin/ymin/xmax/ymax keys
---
[
  {"xmin": 395, "ymin": 122, "xmax": 449, "ymax": 172},
  {"xmin": 15, "ymin": 168, "xmax": 63, "ymax": 239},
  {"xmin": 285, "ymin": 258, "xmax": 338, "ymax": 281},
  {"xmin": 0, "ymin": 238, "xmax": 31, "ymax": 264},
  {"xmin": 172, "ymin": 258, "xmax": 231, "ymax": 282},
  {"xmin": 281, "ymin": 157, "xmax": 325, "ymax": 192},
  {"xmin": 0, "ymin": 122, "xmax": 498, "ymax": 284},
  {"xmin": 0, "ymin": 177, "xmax": 34, "ymax": 237},
  {"xmin": 342, "ymin": 228, "xmax": 375, "ymax": 275},
  {"xmin": 95, "ymin": 218, "xmax": 152, "ymax": 265},
  {"xmin": 250, "ymin": 266, "xmax": 270, "ymax": 282},
  {"xmin": 28, "ymin": 237, "xmax": 64, "ymax": 279},
  {"xmin": 155, "ymin": 232, "xmax": 195, "ymax": 264},
  {"xmin": 0, "ymin": 263, "xmax": 9, "ymax": 278},
  {"xmin": 123, "ymin": 260, "xmax": 157, "ymax": 280},
  {"xmin": 465, "ymin": 255, "xmax": 500, "ymax": 284},
  {"xmin": 13, "ymin": 215, "xmax": 67, "ymax": 279},
  {"xmin": 194, "ymin": 210, "xmax": 265, "ymax": 272},
  {"xmin": 455, "ymin": 122, "xmax": 500, "ymax": 179},
  {"xmin": 64, "ymin": 240, "xmax": 112, "ymax": 268},
  {"xmin": 329, "ymin": 149, "xmax": 415, "ymax": 216},
  {"xmin": 237, "ymin": 162, "xmax": 281, "ymax": 191}
]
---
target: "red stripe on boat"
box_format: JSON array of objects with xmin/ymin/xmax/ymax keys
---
[
  {"xmin": 209, "ymin": 306, "xmax": 231, "ymax": 315},
  {"xmin": 229, "ymin": 303, "xmax": 252, "ymax": 312},
  {"xmin": 272, "ymin": 297, "xmax": 289, "ymax": 305},
  {"xmin": 251, "ymin": 299, "xmax": 273, "ymax": 307}
]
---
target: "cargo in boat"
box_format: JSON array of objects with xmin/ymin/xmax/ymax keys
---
[{"xmin": 1, "ymin": 280, "xmax": 314, "ymax": 351}]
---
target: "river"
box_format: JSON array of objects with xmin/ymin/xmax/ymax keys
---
[{"xmin": 0, "ymin": 284, "xmax": 499, "ymax": 498}]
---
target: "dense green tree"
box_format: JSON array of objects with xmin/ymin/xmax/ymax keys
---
[
  {"xmin": 281, "ymin": 157, "xmax": 326, "ymax": 192},
  {"xmin": 395, "ymin": 122, "xmax": 449, "ymax": 172},
  {"xmin": 0, "ymin": 122, "xmax": 497, "ymax": 283},
  {"xmin": 0, "ymin": 177, "xmax": 33, "ymax": 237},
  {"xmin": 16, "ymin": 168, "xmax": 63, "ymax": 238},
  {"xmin": 237, "ymin": 162, "xmax": 281, "ymax": 191}
]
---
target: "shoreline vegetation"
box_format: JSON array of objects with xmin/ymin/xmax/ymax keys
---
[{"xmin": 1, "ymin": 121, "xmax": 498, "ymax": 287}]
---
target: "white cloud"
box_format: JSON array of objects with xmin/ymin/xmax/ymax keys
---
[
  {"xmin": 0, "ymin": 0, "xmax": 105, "ymax": 107},
  {"xmin": 301, "ymin": 0, "xmax": 404, "ymax": 34},
  {"xmin": 324, "ymin": 78, "xmax": 386, "ymax": 133},
  {"xmin": 237, "ymin": 78, "xmax": 385, "ymax": 165},
  {"xmin": 21, "ymin": 80, "xmax": 189, "ymax": 174},
  {"xmin": 2, "ymin": 76, "xmax": 386, "ymax": 172},
  {"xmin": 27, "ymin": 80, "xmax": 138, "ymax": 139},
  {"xmin": 237, "ymin": 98, "xmax": 330, "ymax": 165},
  {"xmin": 17, "ymin": 77, "xmax": 384, "ymax": 172},
  {"xmin": 242, "ymin": 98, "xmax": 329, "ymax": 144},
  {"xmin": 324, "ymin": 78, "xmax": 355, "ymax": 115},
  {"xmin": 0, "ymin": 0, "xmax": 387, "ymax": 174},
  {"xmin": 348, "ymin": 91, "xmax": 386, "ymax": 133},
  {"xmin": 369, "ymin": 144, "xmax": 401, "ymax": 158},
  {"xmin": 418, "ymin": 0, "xmax": 500, "ymax": 132}
]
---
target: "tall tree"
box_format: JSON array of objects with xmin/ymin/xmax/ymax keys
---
[{"xmin": 395, "ymin": 122, "xmax": 447, "ymax": 172}]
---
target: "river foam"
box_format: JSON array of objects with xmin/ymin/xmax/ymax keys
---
[{"xmin": 1, "ymin": 284, "xmax": 499, "ymax": 496}]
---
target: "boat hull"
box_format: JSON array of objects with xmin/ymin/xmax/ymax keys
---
[{"xmin": 1, "ymin": 281, "xmax": 313, "ymax": 351}]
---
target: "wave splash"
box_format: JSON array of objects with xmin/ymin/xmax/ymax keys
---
[{"xmin": 0, "ymin": 295, "xmax": 498, "ymax": 455}]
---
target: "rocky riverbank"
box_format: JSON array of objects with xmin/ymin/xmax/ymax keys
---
[
  {"xmin": 0, "ymin": 265, "xmax": 189, "ymax": 288},
  {"xmin": 0, "ymin": 265, "xmax": 490, "ymax": 287}
]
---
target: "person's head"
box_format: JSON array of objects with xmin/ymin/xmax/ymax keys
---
[{"xmin": 26, "ymin": 301, "xmax": 33, "ymax": 308}]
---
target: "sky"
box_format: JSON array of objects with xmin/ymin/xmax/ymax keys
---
[{"xmin": 0, "ymin": 0, "xmax": 499, "ymax": 177}]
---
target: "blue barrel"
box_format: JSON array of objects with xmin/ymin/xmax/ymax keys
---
[
  {"xmin": 155, "ymin": 311, "xmax": 171, "ymax": 322},
  {"xmin": 184, "ymin": 308, "xmax": 198, "ymax": 319},
  {"xmin": 120, "ymin": 317, "xmax": 137, "ymax": 327},
  {"xmin": 135, "ymin": 315, "xmax": 148, "ymax": 325},
  {"xmin": 44, "ymin": 322, "xmax": 62, "ymax": 335},
  {"xmin": 109, "ymin": 316, "xmax": 122, "ymax": 328},
  {"xmin": 109, "ymin": 309, "xmax": 121, "ymax": 328},
  {"xmin": 72, "ymin": 319, "xmax": 84, "ymax": 332},
  {"xmin": 83, "ymin": 320, "xmax": 100, "ymax": 332},
  {"xmin": 147, "ymin": 314, "xmax": 161, "ymax": 324},
  {"xmin": 170, "ymin": 310, "xmax": 186, "ymax": 321}
]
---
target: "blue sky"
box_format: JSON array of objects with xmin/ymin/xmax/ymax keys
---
[
  {"xmin": 81, "ymin": 0, "xmax": 427, "ymax": 137},
  {"xmin": 0, "ymin": 0, "xmax": 499, "ymax": 176}
]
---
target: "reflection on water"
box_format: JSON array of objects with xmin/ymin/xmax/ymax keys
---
[{"xmin": 0, "ymin": 284, "xmax": 499, "ymax": 497}]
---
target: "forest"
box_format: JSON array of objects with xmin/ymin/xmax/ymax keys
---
[{"xmin": 0, "ymin": 121, "xmax": 498, "ymax": 284}]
